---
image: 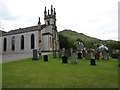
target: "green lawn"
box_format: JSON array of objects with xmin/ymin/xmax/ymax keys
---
[{"xmin": 2, "ymin": 54, "xmax": 118, "ymax": 88}]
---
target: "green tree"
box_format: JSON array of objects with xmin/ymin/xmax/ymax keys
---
[
  {"xmin": 76, "ymin": 38, "xmax": 83, "ymax": 42},
  {"xmin": 59, "ymin": 34, "xmax": 73, "ymax": 49}
]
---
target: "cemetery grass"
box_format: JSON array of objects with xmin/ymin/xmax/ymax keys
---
[{"xmin": 2, "ymin": 54, "xmax": 118, "ymax": 88}]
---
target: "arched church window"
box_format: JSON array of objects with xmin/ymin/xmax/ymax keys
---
[
  {"xmin": 12, "ymin": 36, "xmax": 15, "ymax": 51},
  {"xmin": 3, "ymin": 38, "xmax": 7, "ymax": 51},
  {"xmin": 31, "ymin": 34, "xmax": 35, "ymax": 49},
  {"xmin": 21, "ymin": 35, "xmax": 24, "ymax": 50}
]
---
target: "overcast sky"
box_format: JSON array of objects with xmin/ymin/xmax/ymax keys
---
[{"xmin": 0, "ymin": 0, "xmax": 119, "ymax": 41}]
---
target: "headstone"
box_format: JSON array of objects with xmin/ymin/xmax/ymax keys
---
[
  {"xmin": 70, "ymin": 48, "xmax": 73, "ymax": 54},
  {"xmin": 44, "ymin": 55, "xmax": 48, "ymax": 61},
  {"xmin": 103, "ymin": 49, "xmax": 109, "ymax": 60},
  {"xmin": 64, "ymin": 49, "xmax": 69, "ymax": 58},
  {"xmin": 77, "ymin": 51, "xmax": 82, "ymax": 59},
  {"xmin": 91, "ymin": 49, "xmax": 95, "ymax": 58},
  {"xmin": 71, "ymin": 52, "xmax": 77, "ymax": 64},
  {"xmin": 59, "ymin": 49, "xmax": 62, "ymax": 58},
  {"xmin": 62, "ymin": 48, "xmax": 65, "ymax": 56},
  {"xmin": 95, "ymin": 52, "xmax": 100, "ymax": 60},
  {"xmin": 82, "ymin": 49, "xmax": 86, "ymax": 57},
  {"xmin": 86, "ymin": 49, "xmax": 91, "ymax": 59},
  {"xmin": 90, "ymin": 59, "xmax": 96, "ymax": 66},
  {"xmin": 62, "ymin": 56, "xmax": 68, "ymax": 64},
  {"xmin": 32, "ymin": 49, "xmax": 38, "ymax": 60},
  {"xmin": 53, "ymin": 50, "xmax": 57, "ymax": 58}
]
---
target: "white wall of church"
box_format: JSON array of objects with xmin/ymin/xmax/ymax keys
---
[
  {"xmin": 42, "ymin": 35, "xmax": 48, "ymax": 51},
  {"xmin": 41, "ymin": 26, "xmax": 53, "ymax": 51},
  {"xmin": 2, "ymin": 31, "xmax": 39, "ymax": 54}
]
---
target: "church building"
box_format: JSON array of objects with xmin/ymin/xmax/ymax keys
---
[{"xmin": 1, "ymin": 5, "xmax": 59, "ymax": 54}]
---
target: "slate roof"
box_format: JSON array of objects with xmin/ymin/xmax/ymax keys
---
[{"xmin": 2, "ymin": 24, "xmax": 46, "ymax": 36}]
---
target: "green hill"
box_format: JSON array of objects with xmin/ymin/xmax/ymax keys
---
[{"xmin": 58, "ymin": 29, "xmax": 119, "ymax": 49}]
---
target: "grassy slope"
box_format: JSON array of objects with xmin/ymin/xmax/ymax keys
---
[
  {"xmin": 59, "ymin": 30, "xmax": 100, "ymax": 44},
  {"xmin": 2, "ymin": 54, "xmax": 118, "ymax": 88}
]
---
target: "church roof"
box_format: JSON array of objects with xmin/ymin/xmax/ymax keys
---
[{"xmin": 2, "ymin": 24, "xmax": 46, "ymax": 36}]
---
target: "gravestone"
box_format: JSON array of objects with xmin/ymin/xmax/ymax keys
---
[
  {"xmin": 82, "ymin": 49, "xmax": 86, "ymax": 57},
  {"xmin": 62, "ymin": 48, "xmax": 65, "ymax": 56},
  {"xmin": 90, "ymin": 59, "xmax": 96, "ymax": 66},
  {"xmin": 32, "ymin": 49, "xmax": 38, "ymax": 60},
  {"xmin": 71, "ymin": 52, "xmax": 77, "ymax": 64},
  {"xmin": 70, "ymin": 48, "xmax": 73, "ymax": 54},
  {"xmin": 44, "ymin": 55, "xmax": 48, "ymax": 61},
  {"xmin": 64, "ymin": 49, "xmax": 70, "ymax": 58},
  {"xmin": 103, "ymin": 49, "xmax": 109, "ymax": 60},
  {"xmin": 53, "ymin": 50, "xmax": 57, "ymax": 58},
  {"xmin": 77, "ymin": 51, "xmax": 82, "ymax": 59},
  {"xmin": 95, "ymin": 52, "xmax": 100, "ymax": 60},
  {"xmin": 86, "ymin": 49, "xmax": 91, "ymax": 59},
  {"xmin": 62, "ymin": 56, "xmax": 68, "ymax": 64},
  {"xmin": 59, "ymin": 49, "xmax": 62, "ymax": 58}
]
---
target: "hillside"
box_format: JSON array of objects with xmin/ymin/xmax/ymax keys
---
[{"xmin": 58, "ymin": 29, "xmax": 119, "ymax": 49}]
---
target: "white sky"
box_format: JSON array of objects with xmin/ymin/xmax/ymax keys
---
[{"xmin": 0, "ymin": 0, "xmax": 119, "ymax": 41}]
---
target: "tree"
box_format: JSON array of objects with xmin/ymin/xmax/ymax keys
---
[
  {"xmin": 76, "ymin": 38, "xmax": 83, "ymax": 42},
  {"xmin": 59, "ymin": 34, "xmax": 73, "ymax": 49}
]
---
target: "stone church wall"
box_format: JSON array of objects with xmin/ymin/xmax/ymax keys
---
[{"xmin": 2, "ymin": 31, "xmax": 38, "ymax": 54}]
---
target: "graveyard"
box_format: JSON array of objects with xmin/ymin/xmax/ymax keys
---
[
  {"xmin": 2, "ymin": 30, "xmax": 119, "ymax": 88},
  {"xmin": 2, "ymin": 53, "xmax": 118, "ymax": 88}
]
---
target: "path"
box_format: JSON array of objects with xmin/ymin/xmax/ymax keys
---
[{"xmin": 1, "ymin": 52, "xmax": 52, "ymax": 63}]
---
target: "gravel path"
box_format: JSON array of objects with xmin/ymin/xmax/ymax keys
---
[{"xmin": 1, "ymin": 52, "xmax": 52, "ymax": 63}]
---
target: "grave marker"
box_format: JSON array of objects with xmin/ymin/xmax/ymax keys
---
[
  {"xmin": 71, "ymin": 52, "xmax": 77, "ymax": 64},
  {"xmin": 77, "ymin": 51, "xmax": 82, "ymax": 59},
  {"xmin": 32, "ymin": 49, "xmax": 38, "ymax": 60},
  {"xmin": 44, "ymin": 55, "xmax": 48, "ymax": 61}
]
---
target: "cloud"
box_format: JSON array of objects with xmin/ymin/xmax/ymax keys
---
[
  {"xmin": 0, "ymin": 0, "xmax": 119, "ymax": 41},
  {"xmin": 0, "ymin": 1, "xmax": 20, "ymax": 21}
]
